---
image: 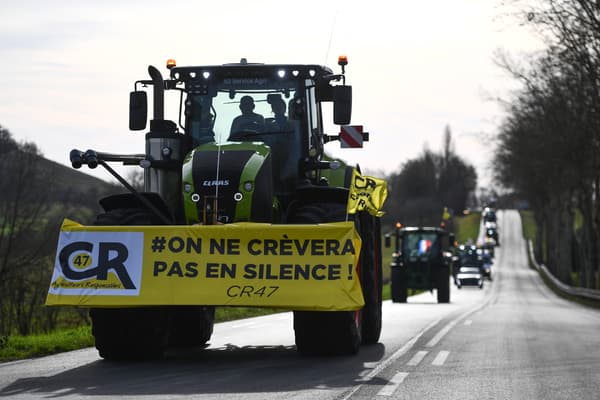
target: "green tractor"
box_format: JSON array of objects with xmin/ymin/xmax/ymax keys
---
[
  {"xmin": 385, "ymin": 226, "xmax": 454, "ymax": 303},
  {"xmin": 68, "ymin": 57, "xmax": 382, "ymax": 358}
]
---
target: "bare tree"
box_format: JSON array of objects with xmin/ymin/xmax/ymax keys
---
[
  {"xmin": 0, "ymin": 126, "xmax": 62, "ymax": 335},
  {"xmin": 385, "ymin": 129, "xmax": 477, "ymax": 229},
  {"xmin": 494, "ymin": 0, "xmax": 600, "ymax": 287}
]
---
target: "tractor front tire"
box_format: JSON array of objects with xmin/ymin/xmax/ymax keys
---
[
  {"xmin": 90, "ymin": 307, "xmax": 169, "ymax": 360},
  {"xmin": 90, "ymin": 208, "xmax": 170, "ymax": 360}
]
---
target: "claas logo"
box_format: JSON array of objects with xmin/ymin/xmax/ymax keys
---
[{"xmin": 58, "ymin": 241, "xmax": 135, "ymax": 289}]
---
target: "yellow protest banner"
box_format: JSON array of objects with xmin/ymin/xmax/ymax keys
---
[
  {"xmin": 46, "ymin": 219, "xmax": 364, "ymax": 311},
  {"xmin": 346, "ymin": 169, "xmax": 388, "ymax": 217}
]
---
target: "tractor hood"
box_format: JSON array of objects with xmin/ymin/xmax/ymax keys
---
[{"xmin": 182, "ymin": 142, "xmax": 273, "ymax": 224}]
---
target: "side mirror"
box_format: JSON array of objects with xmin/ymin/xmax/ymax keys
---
[
  {"xmin": 129, "ymin": 91, "xmax": 148, "ymax": 130},
  {"xmin": 333, "ymin": 85, "xmax": 352, "ymax": 125}
]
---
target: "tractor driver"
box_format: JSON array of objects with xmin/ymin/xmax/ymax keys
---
[
  {"xmin": 229, "ymin": 95, "xmax": 265, "ymax": 139},
  {"xmin": 265, "ymin": 94, "xmax": 293, "ymax": 132},
  {"xmin": 190, "ymin": 96, "xmax": 215, "ymax": 146}
]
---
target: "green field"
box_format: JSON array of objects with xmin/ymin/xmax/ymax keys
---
[
  {"xmin": 454, "ymin": 211, "xmax": 481, "ymax": 243},
  {"xmin": 520, "ymin": 209, "xmax": 536, "ymax": 244}
]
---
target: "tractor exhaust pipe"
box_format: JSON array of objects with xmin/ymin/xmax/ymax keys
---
[{"xmin": 148, "ymin": 65, "xmax": 164, "ymax": 120}]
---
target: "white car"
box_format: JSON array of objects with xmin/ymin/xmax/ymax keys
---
[{"xmin": 455, "ymin": 266, "xmax": 484, "ymax": 289}]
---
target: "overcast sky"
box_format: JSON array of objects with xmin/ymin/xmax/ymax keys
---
[{"xmin": 0, "ymin": 0, "xmax": 543, "ymax": 187}]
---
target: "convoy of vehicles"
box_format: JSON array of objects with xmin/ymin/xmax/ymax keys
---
[
  {"xmin": 46, "ymin": 49, "xmax": 503, "ymax": 358},
  {"xmin": 452, "ymin": 207, "xmax": 499, "ymax": 287}
]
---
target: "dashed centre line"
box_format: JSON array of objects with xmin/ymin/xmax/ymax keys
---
[
  {"xmin": 376, "ymin": 372, "xmax": 409, "ymax": 396},
  {"xmin": 432, "ymin": 350, "xmax": 450, "ymax": 366},
  {"xmin": 406, "ymin": 350, "xmax": 428, "ymax": 366}
]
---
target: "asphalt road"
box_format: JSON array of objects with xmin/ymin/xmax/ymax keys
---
[{"xmin": 1, "ymin": 210, "xmax": 599, "ymax": 399}]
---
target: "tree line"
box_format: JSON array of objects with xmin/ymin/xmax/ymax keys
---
[
  {"xmin": 382, "ymin": 126, "xmax": 478, "ymax": 230},
  {"xmin": 493, "ymin": 0, "xmax": 600, "ymax": 288},
  {"xmin": 0, "ymin": 126, "xmax": 118, "ymax": 336}
]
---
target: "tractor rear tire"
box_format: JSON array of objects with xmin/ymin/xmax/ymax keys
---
[
  {"xmin": 293, "ymin": 310, "xmax": 361, "ymax": 356},
  {"xmin": 90, "ymin": 208, "xmax": 170, "ymax": 360},
  {"xmin": 168, "ymin": 306, "xmax": 215, "ymax": 348},
  {"xmin": 437, "ymin": 267, "xmax": 450, "ymax": 303},
  {"xmin": 358, "ymin": 213, "xmax": 382, "ymax": 344},
  {"xmin": 289, "ymin": 202, "xmax": 362, "ymax": 356}
]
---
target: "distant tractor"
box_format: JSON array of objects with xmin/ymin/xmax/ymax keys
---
[{"xmin": 385, "ymin": 226, "xmax": 455, "ymax": 303}]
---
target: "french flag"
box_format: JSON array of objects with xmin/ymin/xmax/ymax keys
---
[{"xmin": 418, "ymin": 239, "xmax": 431, "ymax": 255}]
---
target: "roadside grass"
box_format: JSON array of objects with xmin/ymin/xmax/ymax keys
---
[
  {"xmin": 520, "ymin": 209, "xmax": 600, "ymax": 308},
  {"xmin": 0, "ymin": 325, "xmax": 94, "ymax": 362},
  {"xmin": 520, "ymin": 209, "xmax": 536, "ymax": 269},
  {"xmin": 453, "ymin": 212, "xmax": 481, "ymax": 244},
  {"xmin": 520, "ymin": 209, "xmax": 536, "ymax": 245}
]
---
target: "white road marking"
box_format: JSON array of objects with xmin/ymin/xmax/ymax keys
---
[
  {"xmin": 426, "ymin": 297, "xmax": 493, "ymax": 348},
  {"xmin": 425, "ymin": 319, "xmax": 457, "ymax": 347},
  {"xmin": 376, "ymin": 372, "xmax": 409, "ymax": 396},
  {"xmin": 464, "ymin": 319, "xmax": 473, "ymax": 326},
  {"xmin": 406, "ymin": 350, "xmax": 428, "ymax": 366},
  {"xmin": 344, "ymin": 279, "xmax": 498, "ymax": 399},
  {"xmin": 340, "ymin": 318, "xmax": 441, "ymax": 400},
  {"xmin": 432, "ymin": 350, "xmax": 450, "ymax": 366}
]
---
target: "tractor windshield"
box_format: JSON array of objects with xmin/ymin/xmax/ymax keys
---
[
  {"xmin": 186, "ymin": 78, "xmax": 302, "ymax": 147},
  {"xmin": 403, "ymin": 233, "xmax": 441, "ymax": 261}
]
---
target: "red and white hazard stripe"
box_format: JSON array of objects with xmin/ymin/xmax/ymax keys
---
[{"xmin": 340, "ymin": 125, "xmax": 363, "ymax": 148}]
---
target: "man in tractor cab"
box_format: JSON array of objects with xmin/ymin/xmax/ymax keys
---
[
  {"xmin": 190, "ymin": 96, "xmax": 215, "ymax": 146},
  {"xmin": 265, "ymin": 94, "xmax": 293, "ymax": 132},
  {"xmin": 229, "ymin": 95, "xmax": 265, "ymax": 139}
]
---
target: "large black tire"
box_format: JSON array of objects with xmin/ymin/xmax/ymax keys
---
[
  {"xmin": 359, "ymin": 213, "xmax": 383, "ymax": 344},
  {"xmin": 391, "ymin": 267, "xmax": 408, "ymax": 303},
  {"xmin": 90, "ymin": 307, "xmax": 169, "ymax": 360},
  {"xmin": 437, "ymin": 266, "xmax": 450, "ymax": 303},
  {"xmin": 289, "ymin": 202, "xmax": 362, "ymax": 356},
  {"xmin": 293, "ymin": 310, "xmax": 361, "ymax": 356},
  {"xmin": 168, "ymin": 306, "xmax": 215, "ymax": 347},
  {"xmin": 91, "ymin": 208, "xmax": 170, "ymax": 360}
]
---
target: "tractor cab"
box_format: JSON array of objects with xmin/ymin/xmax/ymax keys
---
[{"xmin": 125, "ymin": 57, "xmax": 362, "ymax": 224}]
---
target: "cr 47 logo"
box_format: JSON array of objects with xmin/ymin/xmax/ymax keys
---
[
  {"xmin": 59, "ymin": 241, "xmax": 135, "ymax": 289},
  {"xmin": 50, "ymin": 231, "xmax": 143, "ymax": 295}
]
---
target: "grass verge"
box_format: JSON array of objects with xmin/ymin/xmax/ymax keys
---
[
  {"xmin": 453, "ymin": 212, "xmax": 481, "ymax": 243},
  {"xmin": 520, "ymin": 210, "xmax": 600, "ymax": 309},
  {"xmin": 0, "ymin": 325, "xmax": 94, "ymax": 362}
]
